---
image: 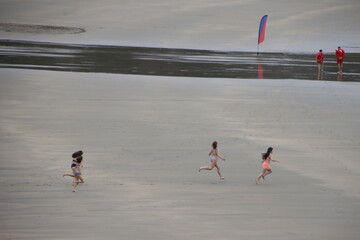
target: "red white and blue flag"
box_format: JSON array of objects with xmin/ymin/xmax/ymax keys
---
[{"xmin": 258, "ymin": 15, "xmax": 268, "ymax": 44}]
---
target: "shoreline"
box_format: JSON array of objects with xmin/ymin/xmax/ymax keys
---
[
  {"xmin": 1, "ymin": 37, "xmax": 360, "ymax": 55},
  {"xmin": 1, "ymin": 38, "xmax": 359, "ymax": 54}
]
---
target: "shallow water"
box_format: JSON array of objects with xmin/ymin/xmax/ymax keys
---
[{"xmin": 0, "ymin": 40, "xmax": 359, "ymax": 82}]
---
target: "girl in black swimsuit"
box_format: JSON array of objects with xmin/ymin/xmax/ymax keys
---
[{"xmin": 63, "ymin": 151, "xmax": 84, "ymax": 191}]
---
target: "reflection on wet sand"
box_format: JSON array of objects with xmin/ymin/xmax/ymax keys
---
[
  {"xmin": 258, "ymin": 63, "xmax": 264, "ymax": 79},
  {"xmin": 337, "ymin": 73, "xmax": 343, "ymax": 82},
  {"xmin": 317, "ymin": 69, "xmax": 323, "ymax": 80},
  {"xmin": 0, "ymin": 40, "xmax": 359, "ymax": 82},
  {"xmin": 257, "ymin": 58, "xmax": 264, "ymax": 79}
]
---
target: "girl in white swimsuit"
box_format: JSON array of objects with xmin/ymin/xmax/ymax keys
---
[{"xmin": 199, "ymin": 141, "xmax": 226, "ymax": 179}]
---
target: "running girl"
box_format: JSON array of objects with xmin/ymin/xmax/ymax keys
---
[
  {"xmin": 199, "ymin": 141, "xmax": 226, "ymax": 179},
  {"xmin": 255, "ymin": 147, "xmax": 279, "ymax": 184},
  {"xmin": 63, "ymin": 150, "xmax": 83, "ymax": 179},
  {"xmin": 71, "ymin": 156, "xmax": 84, "ymax": 192},
  {"xmin": 63, "ymin": 151, "xmax": 84, "ymax": 192}
]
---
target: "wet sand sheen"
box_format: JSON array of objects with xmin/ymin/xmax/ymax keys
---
[{"xmin": 0, "ymin": 40, "xmax": 359, "ymax": 81}]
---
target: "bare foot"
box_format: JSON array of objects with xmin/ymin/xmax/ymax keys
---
[
  {"xmin": 255, "ymin": 179, "xmax": 259, "ymax": 184},
  {"xmin": 220, "ymin": 177, "xmax": 225, "ymax": 180}
]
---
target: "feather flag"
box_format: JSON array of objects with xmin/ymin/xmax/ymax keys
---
[
  {"xmin": 258, "ymin": 15, "xmax": 268, "ymax": 44},
  {"xmin": 257, "ymin": 15, "xmax": 268, "ymax": 55}
]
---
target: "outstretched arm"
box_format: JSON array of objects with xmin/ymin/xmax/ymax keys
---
[{"xmin": 216, "ymin": 149, "xmax": 225, "ymax": 161}]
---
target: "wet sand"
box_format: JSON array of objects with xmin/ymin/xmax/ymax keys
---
[
  {"xmin": 0, "ymin": 40, "xmax": 359, "ymax": 81},
  {"xmin": 0, "ymin": 69, "xmax": 359, "ymax": 239}
]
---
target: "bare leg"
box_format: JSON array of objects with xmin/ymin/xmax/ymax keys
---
[
  {"xmin": 317, "ymin": 64, "xmax": 323, "ymax": 80},
  {"xmin": 199, "ymin": 162, "xmax": 215, "ymax": 172},
  {"xmin": 64, "ymin": 168, "xmax": 77, "ymax": 178},
  {"xmin": 214, "ymin": 163, "xmax": 224, "ymax": 179},
  {"xmin": 263, "ymin": 169, "xmax": 272, "ymax": 178},
  {"xmin": 63, "ymin": 173, "xmax": 75, "ymax": 177},
  {"xmin": 338, "ymin": 63, "xmax": 343, "ymax": 73},
  {"xmin": 256, "ymin": 169, "xmax": 266, "ymax": 184},
  {"xmin": 199, "ymin": 165, "xmax": 214, "ymax": 171},
  {"xmin": 76, "ymin": 175, "xmax": 84, "ymax": 184},
  {"xmin": 199, "ymin": 161, "xmax": 224, "ymax": 179},
  {"xmin": 72, "ymin": 181, "xmax": 79, "ymax": 192},
  {"xmin": 72, "ymin": 174, "xmax": 84, "ymax": 191}
]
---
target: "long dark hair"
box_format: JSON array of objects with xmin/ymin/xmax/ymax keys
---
[
  {"xmin": 212, "ymin": 141, "xmax": 218, "ymax": 149},
  {"xmin": 262, "ymin": 147, "xmax": 273, "ymax": 160},
  {"xmin": 72, "ymin": 150, "xmax": 83, "ymax": 158},
  {"xmin": 76, "ymin": 156, "xmax": 83, "ymax": 164}
]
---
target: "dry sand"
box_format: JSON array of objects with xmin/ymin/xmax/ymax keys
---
[
  {"xmin": 0, "ymin": 68, "xmax": 359, "ymax": 239},
  {"xmin": 0, "ymin": 0, "xmax": 360, "ymax": 52}
]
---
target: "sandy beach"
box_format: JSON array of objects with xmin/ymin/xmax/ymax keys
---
[
  {"xmin": 0, "ymin": 0, "xmax": 360, "ymax": 239},
  {"xmin": 0, "ymin": 0, "xmax": 360, "ymax": 52},
  {"xmin": 0, "ymin": 69, "xmax": 359, "ymax": 239}
]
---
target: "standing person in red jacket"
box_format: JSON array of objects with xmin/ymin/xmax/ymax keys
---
[
  {"xmin": 315, "ymin": 49, "xmax": 324, "ymax": 72},
  {"xmin": 335, "ymin": 46, "xmax": 345, "ymax": 73}
]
